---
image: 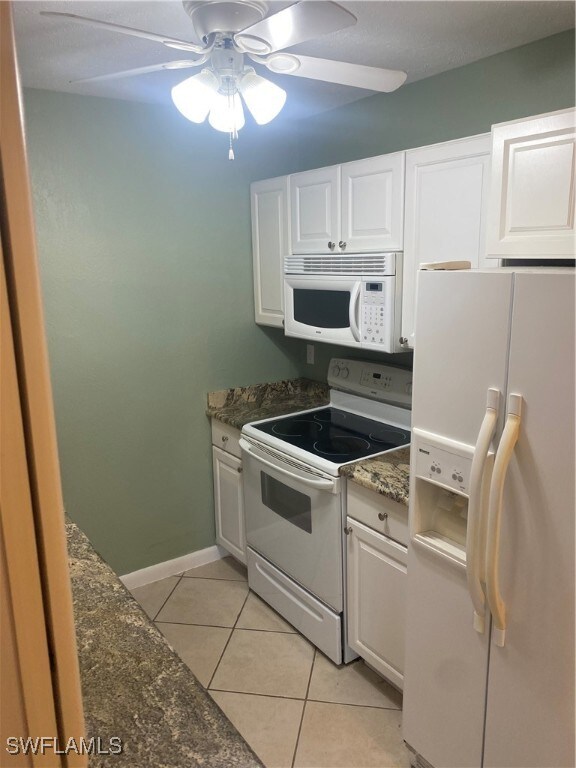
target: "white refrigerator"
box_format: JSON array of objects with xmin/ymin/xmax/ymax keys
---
[{"xmin": 402, "ymin": 268, "xmax": 575, "ymax": 768}]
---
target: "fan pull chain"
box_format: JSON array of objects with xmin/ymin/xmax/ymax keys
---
[{"xmin": 228, "ymin": 132, "xmax": 235, "ymax": 160}]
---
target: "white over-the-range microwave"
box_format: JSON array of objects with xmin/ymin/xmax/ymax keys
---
[{"xmin": 283, "ymin": 253, "xmax": 403, "ymax": 353}]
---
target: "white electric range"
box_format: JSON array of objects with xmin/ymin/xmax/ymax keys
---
[{"xmin": 240, "ymin": 358, "xmax": 412, "ymax": 664}]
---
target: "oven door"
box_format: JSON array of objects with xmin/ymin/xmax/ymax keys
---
[
  {"xmin": 284, "ymin": 274, "xmax": 360, "ymax": 347},
  {"xmin": 240, "ymin": 437, "xmax": 343, "ymax": 612}
]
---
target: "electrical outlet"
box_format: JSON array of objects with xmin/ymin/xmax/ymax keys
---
[{"xmin": 306, "ymin": 344, "xmax": 315, "ymax": 365}]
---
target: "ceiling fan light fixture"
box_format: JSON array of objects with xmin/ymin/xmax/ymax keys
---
[
  {"xmin": 208, "ymin": 91, "xmax": 245, "ymax": 133},
  {"xmin": 171, "ymin": 68, "xmax": 218, "ymax": 123},
  {"xmin": 239, "ymin": 69, "xmax": 286, "ymax": 125}
]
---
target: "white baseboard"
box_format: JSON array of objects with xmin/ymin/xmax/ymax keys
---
[{"xmin": 120, "ymin": 544, "xmax": 227, "ymax": 590}]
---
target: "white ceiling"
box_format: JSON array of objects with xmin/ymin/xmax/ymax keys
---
[{"xmin": 13, "ymin": 1, "xmax": 576, "ymax": 121}]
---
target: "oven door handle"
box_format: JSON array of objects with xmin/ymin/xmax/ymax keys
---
[
  {"xmin": 240, "ymin": 439, "xmax": 337, "ymax": 492},
  {"xmin": 349, "ymin": 283, "xmax": 361, "ymax": 342}
]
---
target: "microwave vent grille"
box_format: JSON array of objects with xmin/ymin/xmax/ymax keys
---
[{"xmin": 285, "ymin": 253, "xmax": 396, "ymax": 275}]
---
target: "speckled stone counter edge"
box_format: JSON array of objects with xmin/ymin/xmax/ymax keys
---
[
  {"xmin": 206, "ymin": 377, "xmax": 330, "ymax": 430},
  {"xmin": 67, "ymin": 521, "xmax": 263, "ymax": 768},
  {"xmin": 340, "ymin": 446, "xmax": 411, "ymax": 507}
]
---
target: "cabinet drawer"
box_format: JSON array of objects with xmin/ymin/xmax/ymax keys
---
[
  {"xmin": 346, "ymin": 481, "xmax": 409, "ymax": 547},
  {"xmin": 211, "ymin": 420, "xmax": 242, "ymax": 458}
]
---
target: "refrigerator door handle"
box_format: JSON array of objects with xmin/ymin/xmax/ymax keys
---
[
  {"xmin": 485, "ymin": 393, "xmax": 523, "ymax": 647},
  {"xmin": 466, "ymin": 387, "xmax": 499, "ymax": 634}
]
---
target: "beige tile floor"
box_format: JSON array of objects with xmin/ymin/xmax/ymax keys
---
[{"xmin": 130, "ymin": 556, "xmax": 410, "ymax": 768}]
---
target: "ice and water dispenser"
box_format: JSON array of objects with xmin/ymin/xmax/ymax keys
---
[{"xmin": 410, "ymin": 429, "xmax": 492, "ymax": 568}]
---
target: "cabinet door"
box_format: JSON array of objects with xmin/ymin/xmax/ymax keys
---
[
  {"xmin": 212, "ymin": 446, "xmax": 246, "ymax": 564},
  {"xmin": 402, "ymin": 135, "xmax": 491, "ymax": 348},
  {"xmin": 341, "ymin": 153, "xmax": 405, "ymax": 252},
  {"xmin": 290, "ymin": 166, "xmax": 339, "ymax": 253},
  {"xmin": 486, "ymin": 108, "xmax": 575, "ymax": 258},
  {"xmin": 251, "ymin": 176, "xmax": 289, "ymax": 327},
  {"xmin": 346, "ymin": 517, "xmax": 407, "ymax": 690}
]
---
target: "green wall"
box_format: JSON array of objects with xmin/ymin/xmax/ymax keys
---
[
  {"xmin": 24, "ymin": 29, "xmax": 574, "ymax": 574},
  {"xmin": 293, "ymin": 29, "xmax": 576, "ymax": 171},
  {"xmin": 24, "ymin": 90, "xmax": 307, "ymax": 573}
]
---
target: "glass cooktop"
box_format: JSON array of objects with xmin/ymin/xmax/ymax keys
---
[{"xmin": 252, "ymin": 407, "xmax": 410, "ymax": 465}]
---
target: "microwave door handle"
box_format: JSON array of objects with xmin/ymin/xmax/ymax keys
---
[{"xmin": 349, "ymin": 284, "xmax": 361, "ymax": 341}]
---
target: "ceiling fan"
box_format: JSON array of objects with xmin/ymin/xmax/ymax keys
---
[{"xmin": 42, "ymin": 1, "xmax": 407, "ymax": 157}]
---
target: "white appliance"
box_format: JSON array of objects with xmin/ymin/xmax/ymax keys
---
[
  {"xmin": 283, "ymin": 253, "xmax": 403, "ymax": 352},
  {"xmin": 240, "ymin": 357, "xmax": 412, "ymax": 664},
  {"xmin": 403, "ymin": 267, "xmax": 575, "ymax": 768}
]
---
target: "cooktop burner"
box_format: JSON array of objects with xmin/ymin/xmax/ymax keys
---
[{"xmin": 253, "ymin": 407, "xmax": 410, "ymax": 464}]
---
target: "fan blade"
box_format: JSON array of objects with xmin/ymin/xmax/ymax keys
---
[
  {"xmin": 40, "ymin": 12, "xmax": 208, "ymax": 53},
  {"xmin": 234, "ymin": 1, "xmax": 356, "ymax": 54},
  {"xmin": 265, "ymin": 54, "xmax": 407, "ymax": 92},
  {"xmin": 71, "ymin": 60, "xmax": 204, "ymax": 84}
]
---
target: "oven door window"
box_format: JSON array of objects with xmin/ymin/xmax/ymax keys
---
[
  {"xmin": 293, "ymin": 288, "xmax": 350, "ymax": 329},
  {"xmin": 260, "ymin": 472, "xmax": 312, "ymax": 533}
]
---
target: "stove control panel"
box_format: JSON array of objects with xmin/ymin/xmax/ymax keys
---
[{"xmin": 328, "ymin": 358, "xmax": 412, "ymax": 407}]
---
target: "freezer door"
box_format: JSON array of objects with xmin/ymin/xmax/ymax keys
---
[
  {"xmin": 482, "ymin": 271, "xmax": 575, "ymax": 768},
  {"xmin": 411, "ymin": 270, "xmax": 513, "ymax": 446},
  {"xmin": 403, "ymin": 270, "xmax": 513, "ymax": 768}
]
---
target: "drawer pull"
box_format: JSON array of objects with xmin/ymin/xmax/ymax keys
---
[
  {"xmin": 378, "ymin": 511, "xmax": 388, "ymax": 521},
  {"xmin": 221, "ymin": 435, "xmax": 229, "ymax": 443}
]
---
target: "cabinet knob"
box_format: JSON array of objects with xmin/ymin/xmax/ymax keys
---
[
  {"xmin": 338, "ymin": 241, "xmax": 346, "ymax": 250},
  {"xmin": 221, "ymin": 435, "xmax": 229, "ymax": 443},
  {"xmin": 328, "ymin": 241, "xmax": 336, "ymax": 250},
  {"xmin": 237, "ymin": 466, "xmax": 243, "ymax": 474},
  {"xmin": 399, "ymin": 337, "xmax": 409, "ymax": 346},
  {"xmin": 344, "ymin": 526, "xmax": 353, "ymax": 535},
  {"xmin": 378, "ymin": 511, "xmax": 388, "ymax": 521}
]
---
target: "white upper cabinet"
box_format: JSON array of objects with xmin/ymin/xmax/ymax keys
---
[
  {"xmin": 251, "ymin": 175, "xmax": 290, "ymax": 327},
  {"xmin": 402, "ymin": 134, "xmax": 491, "ymax": 348},
  {"xmin": 290, "ymin": 154, "xmax": 405, "ymax": 254},
  {"xmin": 290, "ymin": 165, "xmax": 340, "ymax": 253},
  {"xmin": 340, "ymin": 153, "xmax": 405, "ymax": 252},
  {"xmin": 486, "ymin": 108, "xmax": 576, "ymax": 258}
]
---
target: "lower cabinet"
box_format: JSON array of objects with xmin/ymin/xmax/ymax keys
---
[
  {"xmin": 211, "ymin": 421, "xmax": 246, "ymax": 564},
  {"xmin": 346, "ymin": 484, "xmax": 408, "ymax": 690}
]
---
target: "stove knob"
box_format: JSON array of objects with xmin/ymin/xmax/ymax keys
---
[
  {"xmin": 331, "ymin": 365, "xmax": 341, "ymax": 377},
  {"xmin": 340, "ymin": 367, "xmax": 349, "ymax": 379}
]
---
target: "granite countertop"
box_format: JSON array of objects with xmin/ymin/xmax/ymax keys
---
[
  {"xmin": 207, "ymin": 377, "xmax": 330, "ymax": 430},
  {"xmin": 67, "ymin": 521, "xmax": 262, "ymax": 768},
  {"xmin": 207, "ymin": 377, "xmax": 410, "ymax": 505},
  {"xmin": 340, "ymin": 446, "xmax": 411, "ymax": 507}
]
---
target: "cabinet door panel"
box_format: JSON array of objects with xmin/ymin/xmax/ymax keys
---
[
  {"xmin": 213, "ymin": 446, "xmax": 246, "ymax": 564},
  {"xmin": 251, "ymin": 176, "xmax": 289, "ymax": 327},
  {"xmin": 341, "ymin": 153, "xmax": 405, "ymax": 252},
  {"xmin": 290, "ymin": 166, "xmax": 339, "ymax": 253},
  {"xmin": 486, "ymin": 108, "xmax": 575, "ymax": 257},
  {"xmin": 402, "ymin": 135, "xmax": 491, "ymax": 348},
  {"xmin": 346, "ymin": 517, "xmax": 407, "ymax": 690}
]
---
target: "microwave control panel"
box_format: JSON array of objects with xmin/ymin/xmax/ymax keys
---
[{"xmin": 361, "ymin": 281, "xmax": 391, "ymax": 346}]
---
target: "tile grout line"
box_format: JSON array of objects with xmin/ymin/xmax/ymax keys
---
[
  {"xmin": 151, "ymin": 573, "xmax": 185, "ymax": 622},
  {"xmin": 206, "ymin": 587, "xmax": 251, "ymax": 691},
  {"xmin": 154, "ymin": 619, "xmax": 297, "ymax": 635},
  {"xmin": 291, "ymin": 647, "xmax": 317, "ymax": 768},
  {"xmin": 208, "ymin": 688, "xmax": 306, "ymax": 703}
]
